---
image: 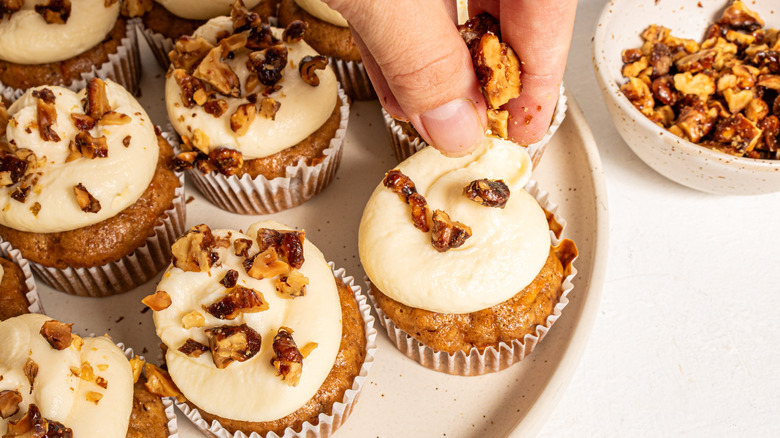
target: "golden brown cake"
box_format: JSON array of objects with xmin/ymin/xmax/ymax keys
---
[{"xmin": 0, "ymin": 257, "xmax": 29, "ymax": 321}]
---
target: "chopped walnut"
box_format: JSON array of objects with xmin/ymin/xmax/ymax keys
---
[
  {"xmin": 172, "ymin": 224, "xmax": 219, "ymax": 272},
  {"xmin": 275, "ymin": 270, "xmax": 308, "ymax": 298},
  {"xmin": 171, "ymin": 151, "xmax": 198, "ymax": 171},
  {"xmin": 247, "ymin": 46, "xmax": 288, "ymax": 86},
  {"xmin": 718, "ymin": 1, "xmax": 764, "ymax": 31},
  {"xmin": 141, "ymin": 290, "xmax": 172, "ymax": 311},
  {"xmin": 0, "ymin": 0, "xmax": 23, "ymax": 17},
  {"xmin": 675, "ymin": 100, "xmax": 717, "ymax": 143},
  {"xmin": 205, "ymin": 324, "xmax": 262, "ymax": 369},
  {"xmin": 71, "ymin": 113, "xmax": 96, "ymax": 131},
  {"xmin": 98, "ymin": 111, "xmax": 131, "ymax": 125},
  {"xmin": 40, "ymin": 320, "xmax": 73, "ymax": 350},
  {"xmin": 205, "ymin": 285, "xmax": 269, "ymax": 320},
  {"xmin": 209, "ymin": 147, "xmax": 244, "ymax": 176},
  {"xmin": 190, "ymin": 129, "xmax": 210, "ymax": 154},
  {"xmin": 430, "ymin": 210, "xmax": 472, "ymax": 252},
  {"xmin": 382, "ymin": 169, "xmax": 417, "ymax": 201},
  {"xmin": 24, "ymin": 358, "xmax": 39, "ymax": 390},
  {"xmin": 220, "ymin": 269, "xmax": 239, "ymax": 288},
  {"xmin": 258, "ymin": 97, "xmax": 281, "ymax": 120},
  {"xmin": 170, "ymin": 36, "xmax": 214, "ymax": 72},
  {"xmin": 120, "ymin": 0, "xmax": 152, "ymax": 17},
  {"xmin": 621, "ymin": 77, "xmax": 655, "ymax": 113},
  {"xmin": 486, "ymin": 109, "xmax": 509, "ymax": 139},
  {"xmin": 144, "ymin": 363, "xmax": 184, "ymax": 401},
  {"xmin": 254, "ymin": 228, "xmax": 306, "ymax": 269},
  {"xmin": 650, "ymin": 42, "xmax": 673, "ymax": 77},
  {"xmin": 5, "ymin": 404, "xmax": 72, "ymax": 438},
  {"xmin": 35, "ymin": 0, "xmax": 71, "ymax": 24},
  {"xmin": 463, "ymin": 179, "xmax": 510, "ymax": 208},
  {"xmin": 203, "ymin": 99, "xmax": 229, "ymax": 118},
  {"xmin": 244, "ymin": 247, "xmax": 290, "ymax": 279},
  {"xmin": 178, "ymin": 338, "xmax": 210, "ymax": 358},
  {"xmin": 193, "ymin": 46, "xmax": 241, "ymax": 97},
  {"xmin": 231, "ymin": 0, "xmax": 262, "ymax": 32},
  {"xmin": 283, "ymin": 20, "xmax": 308, "ymax": 44},
  {"xmin": 129, "ymin": 356, "xmax": 143, "ymax": 383},
  {"xmin": 271, "ymin": 328, "xmax": 303, "ymax": 386},
  {"xmin": 408, "ymin": 193, "xmax": 430, "ymax": 232},
  {"xmin": 233, "ymin": 238, "xmax": 253, "ymax": 257},
  {"xmin": 0, "ymin": 152, "xmax": 28, "ymax": 186},
  {"xmin": 35, "ymin": 92, "xmax": 61, "ymax": 142},
  {"xmin": 0, "ymin": 390, "xmax": 22, "ymax": 419},
  {"xmin": 182, "ymin": 311, "xmax": 206, "ymax": 329},
  {"xmin": 299, "ymin": 55, "xmax": 328, "ymax": 87},
  {"xmin": 85, "ymin": 78, "xmax": 110, "ymax": 120},
  {"xmin": 73, "ymin": 183, "xmax": 101, "ymax": 213},
  {"xmin": 74, "ymin": 131, "xmax": 109, "ymax": 159},
  {"xmin": 712, "ymin": 113, "xmax": 763, "ymax": 154},
  {"xmin": 173, "ymin": 70, "xmax": 207, "ymax": 109},
  {"xmin": 230, "ymin": 103, "xmax": 256, "ymax": 136},
  {"xmin": 86, "ymin": 391, "xmax": 103, "ymax": 404},
  {"xmin": 246, "ymin": 23, "xmax": 280, "ymax": 50},
  {"xmin": 219, "ymin": 32, "xmax": 249, "ymax": 54}
]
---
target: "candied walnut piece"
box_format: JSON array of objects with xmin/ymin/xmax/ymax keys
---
[
  {"xmin": 0, "ymin": 152, "xmax": 28, "ymax": 186},
  {"xmin": 713, "ymin": 113, "xmax": 763, "ymax": 153},
  {"xmin": 621, "ymin": 77, "xmax": 654, "ymax": 112},
  {"xmin": 10, "ymin": 184, "xmax": 31, "ymax": 203},
  {"xmin": 234, "ymin": 238, "xmax": 253, "ymax": 257},
  {"xmin": 231, "ymin": 0, "xmax": 261, "ymax": 32},
  {"xmin": 205, "ymin": 285, "xmax": 269, "ymax": 320},
  {"xmin": 74, "ymin": 131, "xmax": 108, "ymax": 159},
  {"xmin": 171, "ymin": 151, "xmax": 198, "ymax": 171},
  {"xmin": 674, "ymin": 48, "xmax": 716, "ymax": 73},
  {"xmin": 258, "ymin": 97, "xmax": 281, "ymax": 120},
  {"xmin": 651, "ymin": 75, "xmax": 678, "ymax": 106},
  {"xmin": 178, "ymin": 339, "xmax": 210, "ymax": 358},
  {"xmin": 86, "ymin": 391, "xmax": 103, "ymax": 404},
  {"xmin": 220, "ymin": 269, "xmax": 239, "ymax": 288},
  {"xmin": 650, "ymin": 42, "xmax": 673, "ymax": 77},
  {"xmin": 673, "ymin": 72, "xmax": 715, "ymax": 99},
  {"xmin": 209, "ymin": 147, "xmax": 244, "ymax": 176},
  {"xmin": 758, "ymin": 115, "xmax": 779, "ymax": 152},
  {"xmin": 219, "ymin": 33, "xmax": 248, "ymax": 54},
  {"xmin": 205, "ymin": 324, "xmax": 262, "ymax": 369},
  {"xmin": 275, "ymin": 270, "xmax": 309, "ymax": 298},
  {"xmin": 472, "ymin": 33, "xmax": 521, "ymax": 109},
  {"xmin": 458, "ymin": 12, "xmax": 500, "ymax": 51},
  {"xmin": 622, "ymin": 48, "xmax": 643, "ymax": 64},
  {"xmin": 430, "ymin": 210, "xmax": 472, "ymax": 252},
  {"xmin": 675, "ymin": 100, "xmax": 717, "ymax": 143},
  {"xmin": 169, "ymin": 36, "xmax": 215, "ymax": 72},
  {"xmin": 193, "ymin": 47, "xmax": 241, "ymax": 97},
  {"xmin": 40, "ymin": 320, "xmax": 73, "ymax": 350},
  {"xmin": 204, "ymin": 99, "xmax": 228, "ymax": 117},
  {"xmin": 98, "ymin": 111, "xmax": 131, "ymax": 126},
  {"xmin": 279, "ymin": 231, "xmax": 305, "ymax": 269},
  {"xmin": 173, "ymin": 70, "xmax": 207, "ymax": 109},
  {"xmin": 486, "ymin": 109, "xmax": 509, "ymax": 139},
  {"xmin": 35, "ymin": 0, "xmax": 71, "ymax": 24},
  {"xmin": 247, "ymin": 46, "xmax": 288, "ymax": 86},
  {"xmin": 35, "ymin": 93, "xmax": 61, "ymax": 142},
  {"xmin": 8, "ymin": 404, "xmax": 72, "ymax": 438},
  {"xmin": 0, "ymin": 390, "xmax": 22, "ymax": 419},
  {"xmin": 85, "ymin": 78, "xmax": 110, "ymax": 120},
  {"xmin": 463, "ymin": 179, "xmax": 510, "ymax": 208},
  {"xmin": 71, "ymin": 113, "xmax": 96, "ymax": 131},
  {"xmin": 718, "ymin": 1, "xmax": 764, "ymax": 31},
  {"xmin": 144, "ymin": 363, "xmax": 184, "ymax": 401},
  {"xmin": 0, "ymin": 0, "xmax": 23, "ymax": 16},
  {"xmin": 171, "ymin": 224, "xmax": 219, "ymax": 272},
  {"xmin": 24, "ymin": 358, "xmax": 39, "ymax": 389},
  {"xmin": 129, "ymin": 356, "xmax": 143, "ymax": 383},
  {"xmin": 283, "ymin": 20, "xmax": 308, "ymax": 43},
  {"xmin": 271, "ymin": 328, "xmax": 303, "ymax": 386},
  {"xmin": 73, "ymin": 183, "xmax": 101, "ymax": 213},
  {"xmin": 244, "ymin": 247, "xmax": 289, "ymax": 279},
  {"xmin": 408, "ymin": 192, "xmax": 430, "ymax": 232},
  {"xmin": 121, "ymin": 0, "xmax": 152, "ymax": 17},
  {"xmin": 382, "ymin": 169, "xmax": 417, "ymax": 201},
  {"xmin": 299, "ymin": 55, "xmax": 328, "ymax": 87},
  {"xmin": 247, "ymin": 23, "xmax": 280, "ymax": 50},
  {"xmin": 182, "ymin": 311, "xmax": 206, "ymax": 329},
  {"xmin": 142, "ymin": 290, "xmax": 172, "ymax": 311},
  {"xmin": 230, "ymin": 103, "xmax": 256, "ymax": 136}
]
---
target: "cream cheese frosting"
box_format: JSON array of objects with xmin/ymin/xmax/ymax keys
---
[
  {"xmin": 155, "ymin": 0, "xmax": 263, "ymax": 21},
  {"xmin": 165, "ymin": 17, "xmax": 338, "ymax": 159},
  {"xmin": 0, "ymin": 313, "xmax": 133, "ymax": 437},
  {"xmin": 294, "ymin": 0, "xmax": 348, "ymax": 27},
  {"xmin": 359, "ymin": 137, "xmax": 551, "ymax": 314},
  {"xmin": 0, "ymin": 0, "xmax": 119, "ymax": 64},
  {"xmin": 153, "ymin": 220, "xmax": 342, "ymax": 422},
  {"xmin": 0, "ymin": 80, "xmax": 159, "ymax": 233}
]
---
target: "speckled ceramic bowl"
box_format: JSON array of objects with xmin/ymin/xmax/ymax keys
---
[{"xmin": 593, "ymin": 0, "xmax": 780, "ymax": 195}]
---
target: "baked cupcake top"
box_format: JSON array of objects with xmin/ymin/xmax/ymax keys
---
[
  {"xmin": 166, "ymin": 14, "xmax": 338, "ymax": 160},
  {"xmin": 0, "ymin": 79, "xmax": 158, "ymax": 233},
  {"xmin": 155, "ymin": 0, "xmax": 264, "ymax": 20},
  {"xmin": 294, "ymin": 0, "xmax": 347, "ymax": 27},
  {"xmin": 0, "ymin": 313, "xmax": 134, "ymax": 437},
  {"xmin": 0, "ymin": 0, "xmax": 120, "ymax": 64},
  {"xmin": 149, "ymin": 220, "xmax": 341, "ymax": 422},
  {"xmin": 359, "ymin": 138, "xmax": 551, "ymax": 314}
]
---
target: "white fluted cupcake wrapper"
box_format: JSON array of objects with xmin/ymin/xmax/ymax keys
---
[
  {"xmin": 184, "ymin": 86, "xmax": 349, "ymax": 215},
  {"xmin": 137, "ymin": 24, "xmax": 176, "ymax": 69},
  {"xmin": 0, "ymin": 18, "xmax": 142, "ymax": 102},
  {"xmin": 382, "ymin": 83, "xmax": 568, "ymax": 165},
  {"xmin": 367, "ymin": 180, "xmax": 578, "ymax": 376},
  {"xmin": 0, "ymin": 240, "xmax": 42, "ymax": 314},
  {"xmin": 328, "ymin": 57, "xmax": 375, "ymax": 101},
  {"xmin": 175, "ymin": 263, "xmax": 378, "ymax": 438},
  {"xmin": 118, "ymin": 344, "xmax": 179, "ymax": 438},
  {"xmin": 25, "ymin": 167, "xmax": 186, "ymax": 297}
]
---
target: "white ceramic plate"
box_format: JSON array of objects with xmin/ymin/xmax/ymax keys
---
[{"xmin": 33, "ymin": 39, "xmax": 608, "ymax": 437}]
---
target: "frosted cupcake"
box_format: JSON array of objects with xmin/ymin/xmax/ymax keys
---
[
  {"xmin": 0, "ymin": 0, "xmax": 140, "ymax": 100},
  {"xmin": 278, "ymin": 0, "xmax": 375, "ymax": 100},
  {"xmin": 122, "ymin": 0, "xmax": 277, "ymax": 68},
  {"xmin": 167, "ymin": 8, "xmax": 348, "ymax": 214},
  {"xmin": 0, "ymin": 313, "xmax": 176, "ymax": 437},
  {"xmin": 0, "ymin": 79, "xmax": 185, "ymax": 297},
  {"xmin": 359, "ymin": 137, "xmax": 577, "ymax": 375},
  {"xmin": 144, "ymin": 220, "xmax": 375, "ymax": 437},
  {"xmin": 0, "ymin": 241, "xmax": 39, "ymax": 320}
]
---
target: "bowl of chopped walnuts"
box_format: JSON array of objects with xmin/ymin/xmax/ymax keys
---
[{"xmin": 593, "ymin": 0, "xmax": 780, "ymax": 195}]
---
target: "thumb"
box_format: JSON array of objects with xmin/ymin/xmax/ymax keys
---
[{"xmin": 325, "ymin": 0, "xmax": 487, "ymax": 156}]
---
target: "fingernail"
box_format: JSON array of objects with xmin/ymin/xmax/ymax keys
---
[{"xmin": 420, "ymin": 99, "xmax": 483, "ymax": 156}]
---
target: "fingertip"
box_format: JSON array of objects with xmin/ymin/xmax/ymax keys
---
[{"xmin": 417, "ymin": 98, "xmax": 485, "ymax": 157}]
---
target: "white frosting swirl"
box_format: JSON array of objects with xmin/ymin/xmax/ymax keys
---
[
  {"xmin": 294, "ymin": 0, "xmax": 348, "ymax": 27},
  {"xmin": 0, "ymin": 81, "xmax": 159, "ymax": 233},
  {"xmin": 153, "ymin": 220, "xmax": 342, "ymax": 422},
  {"xmin": 0, "ymin": 313, "xmax": 133, "ymax": 437},
  {"xmin": 359, "ymin": 137, "xmax": 551, "ymax": 314},
  {"xmin": 0, "ymin": 0, "xmax": 119, "ymax": 64},
  {"xmin": 155, "ymin": 0, "xmax": 263, "ymax": 21},
  {"xmin": 165, "ymin": 17, "xmax": 338, "ymax": 159}
]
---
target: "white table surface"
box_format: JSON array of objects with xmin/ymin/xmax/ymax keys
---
[{"xmin": 537, "ymin": 0, "xmax": 780, "ymax": 436}]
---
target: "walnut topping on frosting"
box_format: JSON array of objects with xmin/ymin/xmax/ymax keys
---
[
  {"xmin": 205, "ymin": 323, "xmax": 262, "ymax": 369},
  {"xmin": 282, "ymin": 20, "xmax": 308, "ymax": 43},
  {"xmin": 271, "ymin": 328, "xmax": 303, "ymax": 386},
  {"xmin": 70, "ymin": 113, "xmax": 96, "ymax": 131},
  {"xmin": 205, "ymin": 285, "xmax": 269, "ymax": 320},
  {"xmin": 85, "ymin": 78, "xmax": 110, "ymax": 121},
  {"xmin": 247, "ymin": 46, "xmax": 288, "ymax": 87},
  {"xmin": 178, "ymin": 338, "xmax": 210, "ymax": 358},
  {"xmin": 233, "ymin": 237, "xmax": 253, "ymax": 257},
  {"xmin": 220, "ymin": 269, "xmax": 239, "ymax": 288},
  {"xmin": 73, "ymin": 131, "xmax": 109, "ymax": 159},
  {"xmin": 171, "ymin": 224, "xmax": 219, "ymax": 272},
  {"xmin": 24, "ymin": 358, "xmax": 39, "ymax": 391},
  {"xmin": 142, "ymin": 290, "xmax": 172, "ymax": 311},
  {"xmin": 143, "ymin": 363, "xmax": 184, "ymax": 401},
  {"xmin": 463, "ymin": 178, "xmax": 510, "ymax": 208},
  {"xmin": 129, "ymin": 356, "xmax": 143, "ymax": 383},
  {"xmin": 230, "ymin": 103, "xmax": 256, "ymax": 136},
  {"xmin": 275, "ymin": 270, "xmax": 308, "ymax": 299},
  {"xmin": 170, "ymin": 36, "xmax": 215, "ymax": 72},
  {"xmin": 257, "ymin": 228, "xmax": 305, "ymax": 269},
  {"xmin": 34, "ymin": 89, "xmax": 61, "ymax": 142},
  {"xmin": 0, "ymin": 390, "xmax": 22, "ymax": 419},
  {"xmin": 407, "ymin": 193, "xmax": 430, "ymax": 232},
  {"xmin": 0, "ymin": 153, "xmax": 28, "ymax": 187},
  {"xmin": 182, "ymin": 311, "xmax": 206, "ymax": 329},
  {"xmin": 383, "ymin": 169, "xmax": 430, "ymax": 232},
  {"xmin": 5, "ymin": 403, "xmax": 73, "ymax": 438},
  {"xmin": 173, "ymin": 70, "xmax": 207, "ymax": 109},
  {"xmin": 258, "ymin": 97, "xmax": 281, "ymax": 120},
  {"xmin": 208, "ymin": 147, "xmax": 244, "ymax": 176},
  {"xmin": 231, "ymin": 0, "xmax": 262, "ymax": 32},
  {"xmin": 431, "ymin": 210, "xmax": 472, "ymax": 252},
  {"xmin": 120, "ymin": 0, "xmax": 151, "ymax": 17},
  {"xmin": 193, "ymin": 46, "xmax": 241, "ymax": 97},
  {"xmin": 35, "ymin": 0, "xmax": 71, "ymax": 24},
  {"xmin": 98, "ymin": 111, "xmax": 131, "ymax": 125},
  {"xmin": 73, "ymin": 183, "xmax": 101, "ymax": 213},
  {"xmin": 0, "ymin": 0, "xmax": 23, "ymax": 18},
  {"xmin": 244, "ymin": 247, "xmax": 289, "ymax": 279},
  {"xmin": 299, "ymin": 55, "xmax": 328, "ymax": 87},
  {"xmin": 39, "ymin": 320, "xmax": 73, "ymax": 350}
]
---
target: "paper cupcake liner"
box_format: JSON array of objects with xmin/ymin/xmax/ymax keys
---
[
  {"xmin": 25, "ymin": 167, "xmax": 186, "ymax": 297},
  {"xmin": 0, "ymin": 18, "xmax": 142, "ymax": 102},
  {"xmin": 137, "ymin": 23, "xmax": 177, "ymax": 69},
  {"xmin": 329, "ymin": 57, "xmax": 376, "ymax": 101},
  {"xmin": 185, "ymin": 86, "xmax": 350, "ymax": 215},
  {"xmin": 382, "ymin": 82, "xmax": 568, "ymax": 165},
  {"xmin": 0, "ymin": 240, "xmax": 43, "ymax": 315},
  {"xmin": 367, "ymin": 180, "xmax": 578, "ymax": 376},
  {"xmin": 118, "ymin": 344, "xmax": 179, "ymax": 438},
  {"xmin": 175, "ymin": 262, "xmax": 378, "ymax": 438}
]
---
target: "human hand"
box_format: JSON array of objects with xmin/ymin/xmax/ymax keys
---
[{"xmin": 323, "ymin": 0, "xmax": 577, "ymax": 156}]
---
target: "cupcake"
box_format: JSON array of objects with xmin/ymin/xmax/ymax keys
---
[
  {"xmin": 0, "ymin": 241, "xmax": 39, "ymax": 320},
  {"xmin": 359, "ymin": 137, "xmax": 577, "ymax": 375},
  {"xmin": 278, "ymin": 0, "xmax": 375, "ymax": 100},
  {"xmin": 0, "ymin": 79, "xmax": 185, "ymax": 297},
  {"xmin": 167, "ymin": 8, "xmax": 348, "ymax": 214},
  {"xmin": 144, "ymin": 220, "xmax": 375, "ymax": 437},
  {"xmin": 0, "ymin": 0, "xmax": 140, "ymax": 100},
  {"xmin": 0, "ymin": 313, "xmax": 176, "ymax": 437},
  {"xmin": 122, "ymin": 0, "xmax": 278, "ymax": 68}
]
